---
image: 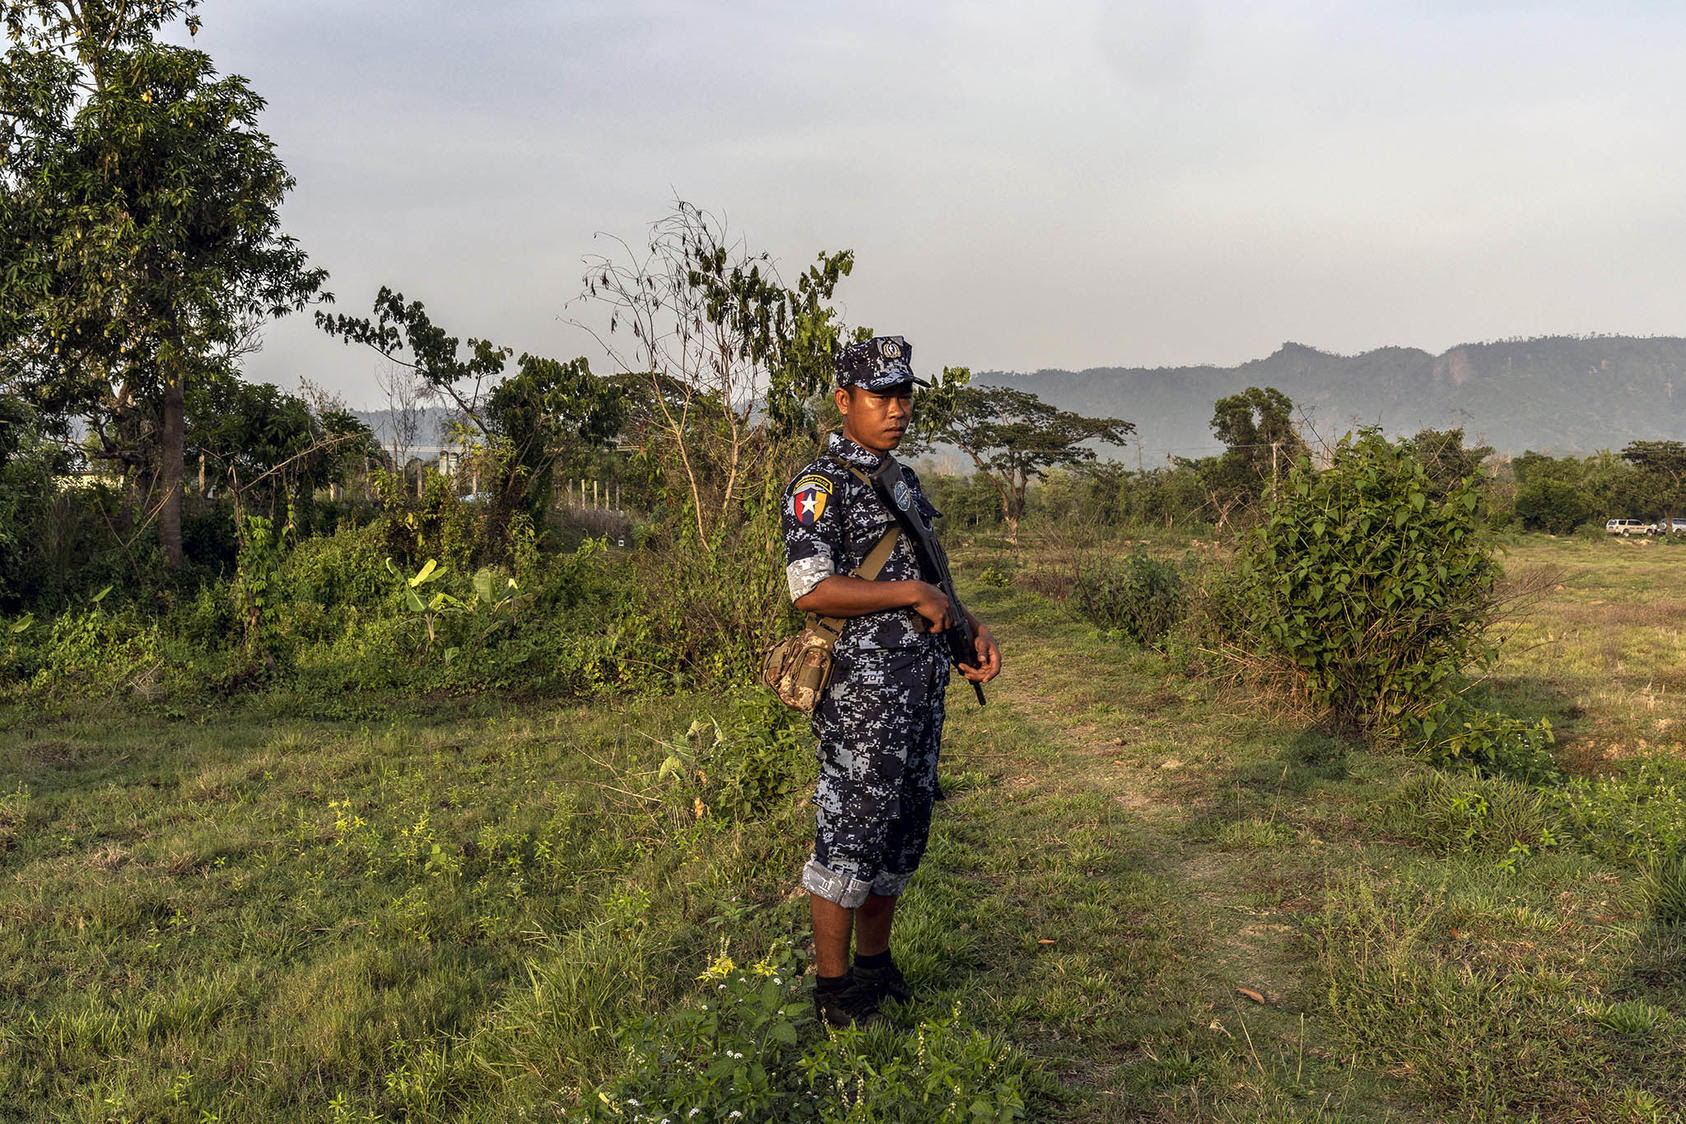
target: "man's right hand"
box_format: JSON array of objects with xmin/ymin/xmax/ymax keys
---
[{"xmin": 907, "ymin": 581, "xmax": 952, "ymax": 634}]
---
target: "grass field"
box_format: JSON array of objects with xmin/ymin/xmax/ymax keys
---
[{"xmin": 3, "ymin": 533, "xmax": 1685, "ymax": 1121}]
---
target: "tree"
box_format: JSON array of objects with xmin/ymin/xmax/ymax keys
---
[
  {"xmin": 1206, "ymin": 387, "xmax": 1306, "ymax": 513},
  {"xmin": 1512, "ymin": 450, "xmax": 1577, "ymax": 489},
  {"xmin": 1514, "ymin": 478, "xmax": 1590, "ymax": 535},
  {"xmin": 0, "ymin": 0, "xmax": 328, "ymax": 568},
  {"xmin": 921, "ymin": 471, "xmax": 1004, "ymax": 530},
  {"xmin": 1622, "ymin": 440, "xmax": 1686, "ymax": 528},
  {"xmin": 560, "ymin": 204, "xmax": 859, "ymax": 679},
  {"xmin": 910, "ymin": 385, "xmax": 1133, "ymax": 544},
  {"xmin": 1408, "ymin": 427, "xmax": 1494, "ymax": 498},
  {"xmin": 318, "ymin": 288, "xmax": 513, "ymax": 437},
  {"xmin": 371, "ymin": 358, "xmax": 428, "ymax": 471},
  {"xmin": 188, "ymin": 377, "xmax": 378, "ymax": 525},
  {"xmin": 0, "ymin": 392, "xmax": 72, "ymax": 606},
  {"xmin": 576, "ymin": 202, "xmax": 852, "ymax": 549},
  {"xmin": 481, "ymin": 354, "xmax": 627, "ymax": 513},
  {"xmin": 317, "ymin": 290, "xmax": 626, "ymax": 519}
]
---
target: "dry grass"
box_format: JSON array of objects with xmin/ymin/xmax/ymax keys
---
[{"xmin": 1488, "ymin": 536, "xmax": 1686, "ymax": 766}]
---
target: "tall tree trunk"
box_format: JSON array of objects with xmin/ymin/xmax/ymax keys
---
[{"xmin": 160, "ymin": 370, "xmax": 185, "ymax": 568}]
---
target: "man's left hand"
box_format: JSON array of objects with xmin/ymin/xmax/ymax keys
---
[{"xmin": 959, "ymin": 622, "xmax": 1001, "ymax": 684}]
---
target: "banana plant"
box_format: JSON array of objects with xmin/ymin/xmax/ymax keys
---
[{"xmin": 387, "ymin": 558, "xmax": 523, "ymax": 663}]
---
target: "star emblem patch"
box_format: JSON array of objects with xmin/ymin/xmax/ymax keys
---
[{"xmin": 793, "ymin": 475, "xmax": 832, "ymax": 526}]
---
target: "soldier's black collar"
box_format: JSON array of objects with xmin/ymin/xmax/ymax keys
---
[{"xmin": 828, "ymin": 432, "xmax": 889, "ymax": 472}]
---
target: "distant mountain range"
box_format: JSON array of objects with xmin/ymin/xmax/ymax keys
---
[
  {"xmin": 347, "ymin": 336, "xmax": 1686, "ymax": 470},
  {"xmin": 978, "ymin": 336, "xmax": 1686, "ymax": 466}
]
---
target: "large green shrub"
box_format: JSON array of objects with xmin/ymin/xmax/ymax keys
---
[{"xmin": 1238, "ymin": 430, "xmax": 1499, "ymax": 738}]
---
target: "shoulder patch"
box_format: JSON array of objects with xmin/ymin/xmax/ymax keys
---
[{"xmin": 792, "ymin": 475, "xmax": 833, "ymax": 526}]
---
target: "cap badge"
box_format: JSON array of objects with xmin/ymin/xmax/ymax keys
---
[{"xmin": 881, "ymin": 340, "xmax": 902, "ymax": 360}]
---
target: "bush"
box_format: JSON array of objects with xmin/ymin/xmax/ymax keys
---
[
  {"xmin": 0, "ymin": 506, "xmax": 687, "ymax": 704},
  {"xmin": 1513, "ymin": 479, "xmax": 1591, "ymax": 535},
  {"xmin": 1236, "ymin": 430, "xmax": 1498, "ymax": 738},
  {"xmin": 975, "ymin": 561, "xmax": 1014, "ymax": 589},
  {"xmin": 1418, "ymin": 704, "xmax": 1558, "ymax": 784},
  {"xmin": 1070, "ymin": 548, "xmax": 1186, "ymax": 647},
  {"xmin": 371, "ymin": 468, "xmax": 502, "ymax": 572},
  {"xmin": 630, "ymin": 474, "xmax": 796, "ymax": 687},
  {"xmin": 658, "ymin": 694, "xmax": 814, "ymax": 823},
  {"xmin": 36, "ymin": 595, "xmax": 164, "ymax": 691}
]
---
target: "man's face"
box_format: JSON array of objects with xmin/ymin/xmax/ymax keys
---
[{"xmin": 837, "ymin": 383, "xmax": 913, "ymax": 454}]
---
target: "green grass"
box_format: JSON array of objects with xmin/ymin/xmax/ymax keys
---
[{"xmin": 4, "ymin": 532, "xmax": 1686, "ymax": 1120}]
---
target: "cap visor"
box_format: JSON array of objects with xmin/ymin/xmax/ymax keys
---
[{"xmin": 858, "ymin": 363, "xmax": 926, "ymax": 390}]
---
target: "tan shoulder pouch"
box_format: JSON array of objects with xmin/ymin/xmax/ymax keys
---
[{"xmin": 762, "ymin": 523, "xmax": 899, "ymax": 712}]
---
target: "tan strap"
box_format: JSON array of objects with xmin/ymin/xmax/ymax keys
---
[
  {"xmin": 857, "ymin": 523, "xmax": 901, "ymax": 581},
  {"xmin": 794, "ymin": 453, "xmax": 902, "ymax": 644},
  {"xmin": 826, "ymin": 455, "xmax": 875, "ymax": 490},
  {"xmin": 809, "ymin": 524, "xmax": 899, "ymax": 638}
]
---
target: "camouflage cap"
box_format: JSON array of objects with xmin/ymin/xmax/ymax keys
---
[{"xmin": 835, "ymin": 336, "xmax": 930, "ymax": 391}]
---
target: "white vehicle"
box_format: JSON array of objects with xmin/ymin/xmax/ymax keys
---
[
  {"xmin": 1658, "ymin": 518, "xmax": 1686, "ymax": 534},
  {"xmin": 1605, "ymin": 518, "xmax": 1654, "ymax": 536}
]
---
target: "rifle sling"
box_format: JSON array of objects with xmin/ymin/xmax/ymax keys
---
[{"xmin": 868, "ymin": 455, "xmax": 988, "ymax": 705}]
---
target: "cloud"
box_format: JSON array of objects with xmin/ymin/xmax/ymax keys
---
[{"xmin": 165, "ymin": 0, "xmax": 1686, "ymax": 394}]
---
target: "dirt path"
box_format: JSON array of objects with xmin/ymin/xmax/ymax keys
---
[
  {"xmin": 939, "ymin": 596, "xmax": 1413, "ymax": 1119},
  {"xmin": 1001, "ymin": 657, "xmax": 1316, "ymax": 1006}
]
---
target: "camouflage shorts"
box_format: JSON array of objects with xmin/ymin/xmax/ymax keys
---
[{"xmin": 801, "ymin": 644, "xmax": 949, "ymax": 907}]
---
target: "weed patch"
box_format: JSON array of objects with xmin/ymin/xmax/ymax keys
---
[{"xmin": 1381, "ymin": 770, "xmax": 1561, "ymax": 858}]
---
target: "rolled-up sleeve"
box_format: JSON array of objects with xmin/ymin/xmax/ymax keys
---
[{"xmin": 786, "ymin": 555, "xmax": 833, "ymax": 601}]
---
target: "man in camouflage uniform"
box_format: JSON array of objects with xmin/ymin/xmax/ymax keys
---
[{"xmin": 782, "ymin": 335, "xmax": 1002, "ymax": 1028}]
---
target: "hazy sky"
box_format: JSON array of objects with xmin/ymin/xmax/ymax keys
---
[{"xmin": 180, "ymin": 0, "xmax": 1686, "ymax": 407}]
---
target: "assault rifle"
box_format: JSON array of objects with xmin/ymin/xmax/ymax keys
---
[{"xmin": 872, "ymin": 457, "xmax": 987, "ymax": 706}]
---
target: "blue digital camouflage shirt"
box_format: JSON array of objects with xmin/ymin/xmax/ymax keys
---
[{"xmin": 782, "ymin": 433, "xmax": 942, "ymax": 652}]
